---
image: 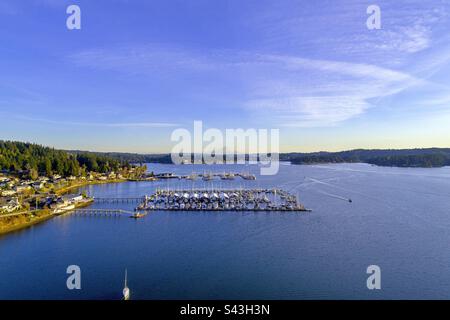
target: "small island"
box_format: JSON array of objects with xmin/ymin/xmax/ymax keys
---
[{"xmin": 281, "ymin": 148, "xmax": 450, "ymax": 168}]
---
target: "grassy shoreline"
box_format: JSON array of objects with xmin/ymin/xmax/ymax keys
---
[
  {"xmin": 55, "ymin": 178, "xmax": 128, "ymax": 195},
  {"xmin": 0, "ymin": 211, "xmax": 54, "ymax": 235},
  {"xmin": 0, "ymin": 192, "xmax": 98, "ymax": 236},
  {"xmin": 0, "ymin": 176, "xmax": 156, "ymax": 235}
]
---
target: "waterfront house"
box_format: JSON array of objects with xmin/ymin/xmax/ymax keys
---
[
  {"xmin": 50, "ymin": 197, "xmax": 70, "ymax": 209},
  {"xmin": 54, "ymin": 177, "xmax": 68, "ymax": 184},
  {"xmin": 39, "ymin": 196, "xmax": 55, "ymax": 208},
  {"xmin": 71, "ymin": 195, "xmax": 83, "ymax": 202},
  {"xmin": 1, "ymin": 190, "xmax": 17, "ymax": 197},
  {"xmin": 108, "ymin": 172, "xmax": 117, "ymax": 179},
  {"xmin": 38, "ymin": 176, "xmax": 50, "ymax": 183},
  {"xmin": 0, "ymin": 198, "xmax": 21, "ymax": 213},
  {"xmin": 15, "ymin": 185, "xmax": 31, "ymax": 193},
  {"xmin": 0, "ymin": 177, "xmax": 10, "ymax": 183},
  {"xmin": 32, "ymin": 181, "xmax": 45, "ymax": 190},
  {"xmin": 0, "ymin": 203, "xmax": 10, "ymax": 213}
]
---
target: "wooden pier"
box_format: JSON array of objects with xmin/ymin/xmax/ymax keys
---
[
  {"xmin": 73, "ymin": 208, "xmax": 138, "ymax": 216},
  {"xmin": 91, "ymin": 197, "xmax": 145, "ymax": 204}
]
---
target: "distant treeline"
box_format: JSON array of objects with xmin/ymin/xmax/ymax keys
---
[
  {"xmin": 0, "ymin": 141, "xmax": 129, "ymax": 178},
  {"xmin": 76, "ymin": 148, "xmax": 450, "ymax": 168},
  {"xmin": 281, "ymin": 148, "xmax": 450, "ymax": 168},
  {"xmin": 67, "ymin": 151, "xmax": 173, "ymax": 164},
  {"xmin": 2, "ymin": 141, "xmax": 449, "ymax": 174}
]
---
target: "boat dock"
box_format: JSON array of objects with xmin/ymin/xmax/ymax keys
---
[
  {"xmin": 136, "ymin": 188, "xmax": 310, "ymax": 212},
  {"xmin": 73, "ymin": 208, "xmax": 147, "ymax": 218},
  {"xmin": 154, "ymin": 172, "xmax": 256, "ymax": 181},
  {"xmin": 74, "ymin": 208, "xmax": 135, "ymax": 215}
]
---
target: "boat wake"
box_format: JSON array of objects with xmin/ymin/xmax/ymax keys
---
[{"xmin": 314, "ymin": 189, "xmax": 352, "ymax": 203}]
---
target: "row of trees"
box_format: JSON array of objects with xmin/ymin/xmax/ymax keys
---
[
  {"xmin": 0, "ymin": 141, "xmax": 129, "ymax": 178},
  {"xmin": 289, "ymin": 153, "xmax": 450, "ymax": 168},
  {"xmin": 366, "ymin": 154, "xmax": 449, "ymax": 168}
]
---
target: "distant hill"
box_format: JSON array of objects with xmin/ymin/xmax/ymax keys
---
[
  {"xmin": 67, "ymin": 150, "xmax": 173, "ymax": 164},
  {"xmin": 281, "ymin": 148, "xmax": 450, "ymax": 167},
  {"xmin": 72, "ymin": 148, "xmax": 450, "ymax": 168}
]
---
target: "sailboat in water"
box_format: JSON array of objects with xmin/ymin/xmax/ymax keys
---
[{"xmin": 123, "ymin": 269, "xmax": 130, "ymax": 300}]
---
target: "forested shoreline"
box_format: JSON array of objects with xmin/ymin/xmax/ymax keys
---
[
  {"xmin": 0, "ymin": 141, "xmax": 130, "ymax": 177},
  {"xmin": 282, "ymin": 149, "xmax": 450, "ymax": 167},
  {"xmin": 70, "ymin": 149, "xmax": 450, "ymax": 168},
  {"xmin": 2, "ymin": 140, "xmax": 450, "ymax": 171}
]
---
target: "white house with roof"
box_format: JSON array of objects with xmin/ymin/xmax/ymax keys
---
[
  {"xmin": 32, "ymin": 181, "xmax": 45, "ymax": 190},
  {"xmin": 0, "ymin": 198, "xmax": 21, "ymax": 213},
  {"xmin": 14, "ymin": 185, "xmax": 31, "ymax": 193},
  {"xmin": 0, "ymin": 177, "xmax": 10, "ymax": 183},
  {"xmin": 1, "ymin": 190, "xmax": 17, "ymax": 197}
]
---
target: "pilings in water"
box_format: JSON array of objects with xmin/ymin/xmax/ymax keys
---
[
  {"xmin": 92, "ymin": 197, "xmax": 144, "ymax": 204},
  {"xmin": 155, "ymin": 172, "xmax": 257, "ymax": 181},
  {"xmin": 73, "ymin": 208, "xmax": 137, "ymax": 217}
]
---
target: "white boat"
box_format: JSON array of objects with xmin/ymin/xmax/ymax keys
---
[
  {"xmin": 186, "ymin": 173, "xmax": 197, "ymax": 180},
  {"xmin": 224, "ymin": 193, "xmax": 230, "ymax": 199},
  {"xmin": 123, "ymin": 269, "xmax": 130, "ymax": 300},
  {"xmin": 53, "ymin": 204, "xmax": 75, "ymax": 214}
]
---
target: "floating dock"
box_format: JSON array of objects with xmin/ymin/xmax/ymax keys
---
[
  {"xmin": 136, "ymin": 188, "xmax": 310, "ymax": 212},
  {"xmin": 154, "ymin": 172, "xmax": 256, "ymax": 181}
]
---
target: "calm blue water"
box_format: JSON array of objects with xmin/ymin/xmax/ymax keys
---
[{"xmin": 1, "ymin": 163, "xmax": 450, "ymax": 299}]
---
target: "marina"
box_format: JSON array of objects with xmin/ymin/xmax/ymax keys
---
[
  {"xmin": 136, "ymin": 188, "xmax": 310, "ymax": 212},
  {"xmin": 154, "ymin": 172, "xmax": 256, "ymax": 181}
]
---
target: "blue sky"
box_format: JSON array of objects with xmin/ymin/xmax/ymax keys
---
[{"xmin": 1, "ymin": 0, "xmax": 450, "ymax": 152}]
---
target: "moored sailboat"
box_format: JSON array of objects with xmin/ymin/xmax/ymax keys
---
[{"xmin": 123, "ymin": 269, "xmax": 130, "ymax": 300}]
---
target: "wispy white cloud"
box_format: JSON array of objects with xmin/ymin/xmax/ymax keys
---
[
  {"xmin": 246, "ymin": 96, "xmax": 370, "ymax": 127},
  {"xmin": 69, "ymin": 45, "xmax": 221, "ymax": 75},
  {"xmin": 243, "ymin": 54, "xmax": 425, "ymax": 127},
  {"xmin": 68, "ymin": 44, "xmax": 446, "ymax": 127},
  {"xmin": 65, "ymin": 0, "xmax": 450, "ymax": 128},
  {"xmin": 375, "ymin": 24, "xmax": 431, "ymax": 53}
]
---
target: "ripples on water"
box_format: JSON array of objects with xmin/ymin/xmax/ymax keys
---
[{"xmin": 1, "ymin": 163, "xmax": 450, "ymax": 299}]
